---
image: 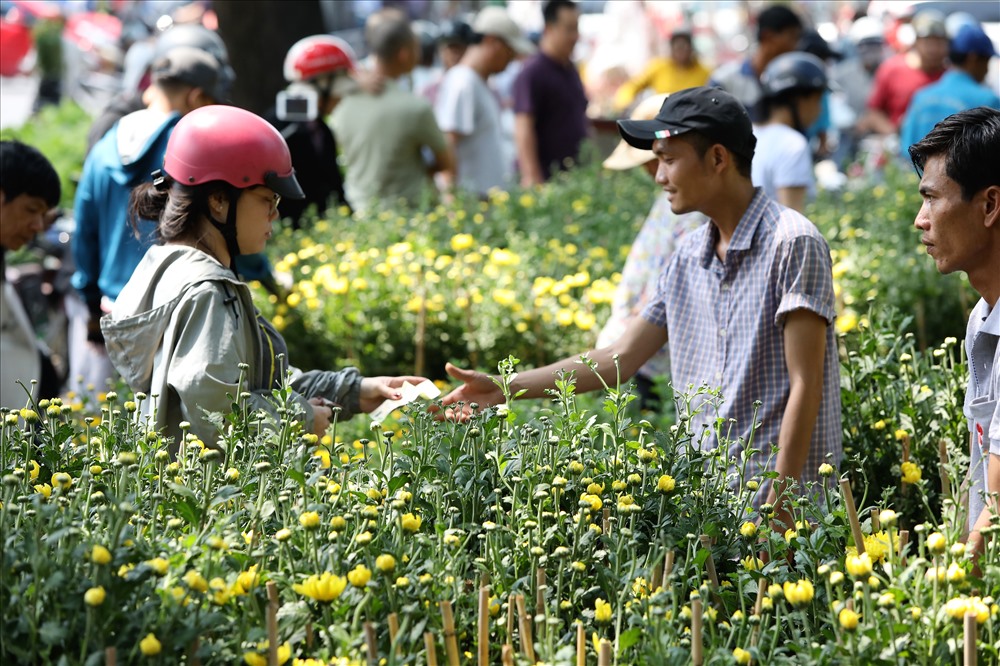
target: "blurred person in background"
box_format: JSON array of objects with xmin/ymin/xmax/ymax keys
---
[
  {"xmin": 797, "ymin": 29, "xmax": 839, "ymax": 158},
  {"xmin": 859, "ymin": 10, "xmax": 948, "ymax": 136},
  {"xmin": 709, "ymin": 4, "xmax": 803, "ymax": 122},
  {"xmin": 1, "ymin": 141, "xmax": 61, "ymax": 408},
  {"xmin": 900, "ymin": 23, "xmax": 999, "ymax": 158},
  {"xmin": 420, "ymin": 18, "xmax": 476, "ymax": 107},
  {"xmin": 332, "ymin": 12, "xmax": 453, "ymax": 212},
  {"xmin": 753, "ymin": 52, "xmax": 829, "ymax": 212},
  {"xmin": 32, "ymin": 13, "xmax": 65, "ymax": 110},
  {"xmin": 70, "ymin": 47, "xmax": 225, "ymax": 401},
  {"xmin": 435, "ymin": 6, "xmax": 535, "ymax": 197},
  {"xmin": 595, "ymin": 94, "xmax": 705, "ymax": 410},
  {"xmin": 513, "ymin": 0, "xmax": 588, "ymax": 187},
  {"xmin": 410, "ymin": 20, "xmax": 440, "ymax": 94},
  {"xmin": 268, "ymin": 35, "xmax": 358, "ymax": 227},
  {"xmin": 87, "ymin": 23, "xmax": 233, "ymax": 153},
  {"xmin": 612, "ymin": 26, "xmax": 710, "ymax": 113},
  {"xmin": 831, "ymin": 15, "xmax": 887, "ymax": 161}
]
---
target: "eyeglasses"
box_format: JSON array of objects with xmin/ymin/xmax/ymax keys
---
[{"xmin": 248, "ymin": 188, "xmax": 281, "ymax": 216}]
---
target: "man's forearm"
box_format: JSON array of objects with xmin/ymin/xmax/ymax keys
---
[{"xmin": 514, "ymin": 113, "xmax": 543, "ymax": 187}]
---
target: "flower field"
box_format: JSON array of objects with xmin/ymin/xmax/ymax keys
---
[{"xmin": 2, "ymin": 106, "xmax": 995, "ymax": 664}]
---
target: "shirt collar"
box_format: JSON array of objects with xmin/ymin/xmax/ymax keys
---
[
  {"xmin": 698, "ymin": 188, "xmax": 768, "ymax": 268},
  {"xmin": 981, "ymin": 299, "xmax": 1000, "ymax": 336}
]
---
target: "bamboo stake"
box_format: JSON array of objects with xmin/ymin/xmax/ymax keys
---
[
  {"xmin": 424, "ymin": 632, "xmax": 438, "ymax": 666},
  {"xmin": 501, "ymin": 644, "xmax": 515, "ymax": 666},
  {"xmin": 598, "ymin": 639, "xmax": 612, "ymax": 666},
  {"xmin": 441, "ymin": 601, "xmax": 460, "ymax": 666},
  {"xmin": 651, "ymin": 561, "xmax": 664, "ymax": 592},
  {"xmin": 870, "ymin": 508, "xmax": 881, "ymax": 533},
  {"xmin": 576, "ymin": 622, "xmax": 586, "ymax": 666},
  {"xmin": 266, "ymin": 581, "xmax": 279, "ymax": 666},
  {"xmin": 839, "ymin": 479, "xmax": 866, "ymax": 555},
  {"xmin": 691, "ymin": 598, "xmax": 704, "ymax": 666},
  {"xmin": 306, "ymin": 622, "xmax": 314, "ymax": 651},
  {"xmin": 939, "ymin": 440, "xmax": 952, "ymax": 499},
  {"xmin": 388, "ymin": 613, "xmax": 400, "ymax": 657},
  {"xmin": 506, "ymin": 592, "xmax": 515, "ymax": 648},
  {"xmin": 189, "ymin": 637, "xmax": 201, "ymax": 666},
  {"xmin": 699, "ymin": 535, "xmax": 720, "ymax": 591},
  {"xmin": 515, "ymin": 594, "xmax": 536, "ymax": 663},
  {"xmin": 750, "ymin": 579, "xmax": 767, "ymax": 648},
  {"xmin": 664, "ymin": 549, "xmax": 675, "ymax": 577},
  {"xmin": 602, "ymin": 507, "xmax": 610, "ymax": 536},
  {"xmin": 478, "ymin": 585, "xmax": 490, "ymax": 666},
  {"xmin": 536, "ymin": 568, "xmax": 547, "ymax": 640},
  {"xmin": 104, "ymin": 647, "xmax": 116, "ymax": 666},
  {"xmin": 898, "ymin": 529, "xmax": 909, "ymax": 563},
  {"xmin": 964, "ymin": 611, "xmax": 977, "ymax": 666},
  {"xmin": 364, "ymin": 622, "xmax": 378, "ymax": 666}
]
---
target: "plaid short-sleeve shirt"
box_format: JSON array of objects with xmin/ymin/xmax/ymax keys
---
[{"xmin": 642, "ymin": 189, "xmax": 842, "ymax": 506}]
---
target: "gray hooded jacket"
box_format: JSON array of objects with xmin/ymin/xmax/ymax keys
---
[{"xmin": 102, "ymin": 245, "xmax": 362, "ymax": 448}]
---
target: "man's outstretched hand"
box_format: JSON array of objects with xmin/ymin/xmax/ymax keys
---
[{"xmin": 438, "ymin": 362, "xmax": 505, "ymax": 420}]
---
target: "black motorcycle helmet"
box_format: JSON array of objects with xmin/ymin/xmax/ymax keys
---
[
  {"xmin": 438, "ymin": 19, "xmax": 475, "ymax": 46},
  {"xmin": 761, "ymin": 51, "xmax": 829, "ymax": 99},
  {"xmin": 760, "ymin": 52, "xmax": 829, "ymax": 134}
]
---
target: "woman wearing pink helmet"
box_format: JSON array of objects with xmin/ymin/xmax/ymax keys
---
[{"xmin": 101, "ymin": 105, "xmax": 425, "ymax": 450}]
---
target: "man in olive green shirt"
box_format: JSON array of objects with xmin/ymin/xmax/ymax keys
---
[{"xmin": 332, "ymin": 14, "xmax": 454, "ymax": 212}]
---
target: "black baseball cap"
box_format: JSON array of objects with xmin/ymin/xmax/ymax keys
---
[{"xmin": 617, "ymin": 86, "xmax": 756, "ymax": 161}]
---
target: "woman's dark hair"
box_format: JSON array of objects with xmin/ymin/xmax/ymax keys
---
[
  {"xmin": 909, "ymin": 106, "xmax": 1000, "ymax": 201},
  {"xmin": 128, "ymin": 177, "xmax": 233, "ymax": 243},
  {"xmin": 0, "ymin": 140, "xmax": 61, "ymax": 206}
]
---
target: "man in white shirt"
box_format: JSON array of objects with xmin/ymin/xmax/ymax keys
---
[{"xmin": 435, "ymin": 6, "xmax": 535, "ymax": 197}]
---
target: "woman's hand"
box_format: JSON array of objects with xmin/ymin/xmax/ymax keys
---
[{"xmin": 359, "ymin": 376, "xmax": 430, "ymax": 414}]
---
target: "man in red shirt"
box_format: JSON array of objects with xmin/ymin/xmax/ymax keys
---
[{"xmin": 860, "ymin": 10, "xmax": 948, "ymax": 135}]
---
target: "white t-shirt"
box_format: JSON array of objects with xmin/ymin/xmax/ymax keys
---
[
  {"xmin": 434, "ymin": 64, "xmax": 506, "ymax": 195},
  {"xmin": 751, "ymin": 123, "xmax": 816, "ymax": 202}
]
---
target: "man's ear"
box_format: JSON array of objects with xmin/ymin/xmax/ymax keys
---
[
  {"xmin": 710, "ymin": 144, "xmax": 729, "ymax": 173},
  {"xmin": 982, "ymin": 185, "xmax": 1000, "ymax": 229}
]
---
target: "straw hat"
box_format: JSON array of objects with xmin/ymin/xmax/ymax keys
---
[{"xmin": 602, "ymin": 94, "xmax": 669, "ymax": 171}]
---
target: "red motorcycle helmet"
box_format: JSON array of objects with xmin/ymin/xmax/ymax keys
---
[
  {"xmin": 163, "ymin": 105, "xmax": 304, "ymax": 199},
  {"xmin": 283, "ymin": 35, "xmax": 356, "ymax": 82}
]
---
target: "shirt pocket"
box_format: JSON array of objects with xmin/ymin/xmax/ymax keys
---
[{"xmin": 968, "ymin": 395, "xmax": 998, "ymax": 456}]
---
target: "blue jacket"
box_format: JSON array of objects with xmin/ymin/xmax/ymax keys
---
[
  {"xmin": 900, "ymin": 70, "xmax": 1000, "ymax": 158},
  {"xmin": 72, "ymin": 109, "xmax": 180, "ymax": 313}
]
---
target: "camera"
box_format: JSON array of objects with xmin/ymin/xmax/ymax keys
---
[{"xmin": 276, "ymin": 84, "xmax": 318, "ymax": 122}]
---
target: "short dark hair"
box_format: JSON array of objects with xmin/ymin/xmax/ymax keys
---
[
  {"xmin": 757, "ymin": 5, "xmax": 802, "ymax": 41},
  {"xmin": 543, "ymin": 0, "xmax": 577, "ymax": 25},
  {"xmin": 681, "ymin": 131, "xmax": 753, "ymax": 179},
  {"xmin": 908, "ymin": 107, "xmax": 1000, "ymax": 201},
  {"xmin": 369, "ymin": 13, "xmax": 416, "ymax": 61},
  {"xmin": 0, "ymin": 140, "xmax": 61, "ymax": 207}
]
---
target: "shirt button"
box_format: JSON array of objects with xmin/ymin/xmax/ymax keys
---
[
  {"xmin": 719, "ymin": 328, "xmax": 727, "ymax": 337},
  {"xmin": 721, "ymin": 284, "xmax": 730, "ymax": 292},
  {"xmin": 715, "ymin": 372, "xmax": 723, "ymax": 382}
]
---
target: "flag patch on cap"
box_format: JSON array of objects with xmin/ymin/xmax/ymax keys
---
[{"xmin": 654, "ymin": 129, "xmax": 672, "ymax": 138}]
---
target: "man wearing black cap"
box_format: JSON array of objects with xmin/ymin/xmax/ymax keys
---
[{"xmin": 442, "ymin": 87, "xmax": 842, "ymax": 524}]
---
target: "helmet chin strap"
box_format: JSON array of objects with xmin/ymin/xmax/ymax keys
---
[{"xmin": 206, "ymin": 188, "xmax": 242, "ymax": 274}]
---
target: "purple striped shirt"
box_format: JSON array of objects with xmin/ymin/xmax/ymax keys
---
[{"xmin": 642, "ymin": 189, "xmax": 842, "ymax": 506}]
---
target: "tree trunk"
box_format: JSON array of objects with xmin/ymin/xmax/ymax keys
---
[{"xmin": 214, "ymin": 0, "xmax": 325, "ymax": 115}]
